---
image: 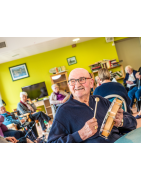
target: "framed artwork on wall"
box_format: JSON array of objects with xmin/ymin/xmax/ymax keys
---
[
  {"xmin": 67, "ymin": 56, "xmax": 77, "ymax": 66},
  {"xmin": 9, "ymin": 63, "xmax": 30, "ymax": 81}
]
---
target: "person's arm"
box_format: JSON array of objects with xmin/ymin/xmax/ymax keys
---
[
  {"xmin": 50, "ymin": 92, "xmax": 61, "ymax": 105},
  {"xmin": 47, "ymin": 120, "xmax": 83, "ymax": 143},
  {"xmin": 60, "ymin": 90, "xmax": 70, "ymax": 102},
  {"xmin": 47, "ymin": 117, "xmax": 98, "ymax": 143},
  {"xmin": 121, "ymin": 111, "xmax": 137, "ymax": 130}
]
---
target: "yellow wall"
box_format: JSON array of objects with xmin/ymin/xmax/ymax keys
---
[{"xmin": 0, "ymin": 37, "xmax": 120, "ymax": 111}]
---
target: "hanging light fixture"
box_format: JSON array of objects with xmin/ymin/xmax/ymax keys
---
[{"xmin": 52, "ymin": 75, "xmax": 61, "ymax": 80}]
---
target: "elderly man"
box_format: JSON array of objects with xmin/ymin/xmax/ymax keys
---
[
  {"xmin": 47, "ymin": 68, "xmax": 137, "ymax": 143},
  {"xmin": 17, "ymin": 92, "xmax": 52, "ymax": 135}
]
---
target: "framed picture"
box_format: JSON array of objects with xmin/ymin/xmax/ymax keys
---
[
  {"xmin": 67, "ymin": 56, "xmax": 77, "ymax": 66},
  {"xmin": 9, "ymin": 63, "xmax": 30, "ymax": 81}
]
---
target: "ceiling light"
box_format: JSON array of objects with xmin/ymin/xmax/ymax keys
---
[
  {"xmin": 72, "ymin": 38, "xmax": 80, "ymax": 42},
  {"xmin": 52, "ymin": 75, "xmax": 61, "ymax": 80}
]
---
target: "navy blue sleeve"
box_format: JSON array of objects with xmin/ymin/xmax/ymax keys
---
[
  {"xmin": 122, "ymin": 111, "xmax": 137, "ymax": 130},
  {"xmin": 47, "ymin": 120, "xmax": 82, "ymax": 143}
]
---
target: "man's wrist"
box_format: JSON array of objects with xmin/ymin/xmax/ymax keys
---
[{"xmin": 78, "ymin": 128, "xmax": 87, "ymax": 141}]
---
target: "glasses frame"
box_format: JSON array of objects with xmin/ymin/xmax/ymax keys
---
[{"xmin": 68, "ymin": 77, "xmax": 91, "ymax": 86}]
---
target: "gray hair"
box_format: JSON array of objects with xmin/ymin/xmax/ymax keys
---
[
  {"xmin": 125, "ymin": 65, "xmax": 133, "ymax": 73},
  {"xmin": 20, "ymin": 92, "xmax": 28, "ymax": 98},
  {"xmin": 51, "ymin": 84, "xmax": 59, "ymax": 90},
  {"xmin": 0, "ymin": 104, "xmax": 4, "ymax": 108}
]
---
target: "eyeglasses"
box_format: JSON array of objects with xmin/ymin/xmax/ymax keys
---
[{"xmin": 68, "ymin": 77, "xmax": 91, "ymax": 86}]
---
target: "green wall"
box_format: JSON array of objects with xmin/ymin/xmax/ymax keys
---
[{"xmin": 0, "ymin": 37, "xmax": 120, "ymax": 111}]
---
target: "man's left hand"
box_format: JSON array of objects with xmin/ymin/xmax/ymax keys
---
[{"xmin": 114, "ymin": 108, "xmax": 123, "ymax": 128}]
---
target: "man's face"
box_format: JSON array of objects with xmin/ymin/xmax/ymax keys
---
[
  {"xmin": 21, "ymin": 95, "xmax": 27, "ymax": 102},
  {"xmin": 68, "ymin": 69, "xmax": 94, "ymax": 99},
  {"xmin": 0, "ymin": 106, "xmax": 6, "ymax": 114}
]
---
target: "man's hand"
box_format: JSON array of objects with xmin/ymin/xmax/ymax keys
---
[
  {"xmin": 5, "ymin": 137, "xmax": 18, "ymax": 143},
  {"xmin": 27, "ymin": 98, "xmax": 32, "ymax": 103},
  {"xmin": 114, "ymin": 108, "xmax": 124, "ymax": 128},
  {"xmin": 78, "ymin": 117, "xmax": 98, "ymax": 141}
]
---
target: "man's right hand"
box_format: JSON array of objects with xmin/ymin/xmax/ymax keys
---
[{"xmin": 78, "ymin": 117, "xmax": 98, "ymax": 141}]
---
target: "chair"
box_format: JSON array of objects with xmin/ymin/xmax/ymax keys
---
[{"xmin": 104, "ymin": 94, "xmax": 127, "ymax": 112}]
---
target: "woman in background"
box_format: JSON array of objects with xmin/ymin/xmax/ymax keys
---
[
  {"xmin": 50, "ymin": 84, "xmax": 70, "ymax": 110},
  {"xmin": 124, "ymin": 65, "xmax": 137, "ymax": 92}
]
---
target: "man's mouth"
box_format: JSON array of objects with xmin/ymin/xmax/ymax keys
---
[{"xmin": 74, "ymin": 88, "xmax": 84, "ymax": 91}]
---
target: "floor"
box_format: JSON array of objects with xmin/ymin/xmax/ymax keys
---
[{"xmin": 36, "ymin": 105, "xmax": 141, "ymax": 140}]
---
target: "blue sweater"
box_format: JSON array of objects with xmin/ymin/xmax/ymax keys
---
[
  {"xmin": 93, "ymin": 82, "xmax": 131, "ymax": 113},
  {"xmin": 47, "ymin": 95, "xmax": 136, "ymax": 143}
]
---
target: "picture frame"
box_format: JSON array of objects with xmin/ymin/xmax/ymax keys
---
[
  {"xmin": 67, "ymin": 56, "xmax": 77, "ymax": 66},
  {"xmin": 9, "ymin": 63, "xmax": 30, "ymax": 81}
]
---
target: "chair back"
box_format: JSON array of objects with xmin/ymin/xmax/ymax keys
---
[{"xmin": 104, "ymin": 94, "xmax": 127, "ymax": 112}]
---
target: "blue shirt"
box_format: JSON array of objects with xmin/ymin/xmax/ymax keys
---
[
  {"xmin": 47, "ymin": 95, "xmax": 136, "ymax": 143},
  {"xmin": 1, "ymin": 112, "xmax": 21, "ymax": 126}
]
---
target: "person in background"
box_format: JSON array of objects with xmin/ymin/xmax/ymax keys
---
[
  {"xmin": 50, "ymin": 84, "xmax": 70, "ymax": 110},
  {"xmin": 124, "ymin": 65, "xmax": 137, "ymax": 92},
  {"xmin": 93, "ymin": 68, "xmax": 131, "ymax": 113},
  {"xmin": 0, "ymin": 114, "xmax": 25, "ymax": 139},
  {"xmin": 128, "ymin": 67, "xmax": 141, "ymax": 109},
  {"xmin": 0, "ymin": 105, "xmax": 25, "ymax": 128},
  {"xmin": 0, "ymin": 105, "xmax": 38, "ymax": 138},
  {"xmin": 17, "ymin": 92, "xmax": 52, "ymax": 135},
  {"xmin": 47, "ymin": 68, "xmax": 136, "ymax": 143},
  {"xmin": 95, "ymin": 76, "xmax": 101, "ymax": 87}
]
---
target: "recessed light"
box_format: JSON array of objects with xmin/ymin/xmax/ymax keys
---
[{"xmin": 72, "ymin": 38, "xmax": 80, "ymax": 42}]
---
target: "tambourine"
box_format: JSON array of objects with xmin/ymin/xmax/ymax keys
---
[{"xmin": 99, "ymin": 98, "xmax": 123, "ymax": 139}]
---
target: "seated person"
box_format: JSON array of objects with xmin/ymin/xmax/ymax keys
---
[
  {"xmin": 0, "ymin": 135, "xmax": 33, "ymax": 143},
  {"xmin": 0, "ymin": 105, "xmax": 38, "ymax": 138},
  {"xmin": 124, "ymin": 65, "xmax": 137, "ymax": 92},
  {"xmin": 50, "ymin": 84, "xmax": 70, "ymax": 110},
  {"xmin": 47, "ymin": 68, "xmax": 136, "ymax": 143},
  {"xmin": 128, "ymin": 67, "xmax": 141, "ymax": 108},
  {"xmin": 93, "ymin": 68, "xmax": 131, "ymax": 113},
  {"xmin": 17, "ymin": 92, "xmax": 52, "ymax": 134},
  {"xmin": 0, "ymin": 105, "xmax": 25, "ymax": 128},
  {"xmin": 95, "ymin": 76, "xmax": 101, "ymax": 87},
  {"xmin": 0, "ymin": 115, "xmax": 24, "ymax": 139}
]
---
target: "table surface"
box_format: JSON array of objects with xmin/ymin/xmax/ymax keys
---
[{"xmin": 115, "ymin": 127, "xmax": 141, "ymax": 143}]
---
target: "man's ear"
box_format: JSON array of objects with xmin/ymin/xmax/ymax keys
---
[{"xmin": 90, "ymin": 78, "xmax": 94, "ymax": 88}]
